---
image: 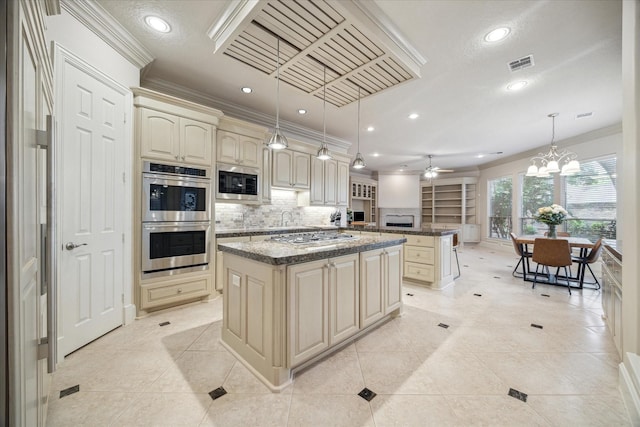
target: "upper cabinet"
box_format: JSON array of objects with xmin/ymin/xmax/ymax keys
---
[
  {"xmin": 217, "ymin": 130, "xmax": 261, "ymax": 168},
  {"xmin": 350, "ymin": 177, "xmax": 378, "ymax": 224},
  {"xmin": 134, "ymin": 88, "xmax": 222, "ymax": 167},
  {"xmin": 309, "ymin": 158, "xmax": 349, "ymax": 206},
  {"xmin": 272, "ymin": 150, "xmax": 311, "ymax": 189}
]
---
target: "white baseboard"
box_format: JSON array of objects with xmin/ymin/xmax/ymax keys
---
[
  {"xmin": 123, "ymin": 303, "xmax": 137, "ymax": 325},
  {"xmin": 619, "ymin": 354, "xmax": 640, "ymax": 425}
]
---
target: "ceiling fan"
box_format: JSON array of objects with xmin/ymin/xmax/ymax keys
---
[{"xmin": 424, "ymin": 155, "xmax": 454, "ymax": 178}]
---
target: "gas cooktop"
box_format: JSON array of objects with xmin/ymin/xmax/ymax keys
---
[{"xmin": 269, "ymin": 232, "xmax": 357, "ymax": 244}]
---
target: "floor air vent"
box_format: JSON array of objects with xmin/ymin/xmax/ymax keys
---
[{"xmin": 508, "ymin": 55, "xmax": 534, "ymax": 72}]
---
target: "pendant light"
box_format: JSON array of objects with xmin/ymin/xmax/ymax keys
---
[
  {"xmin": 526, "ymin": 113, "xmax": 580, "ymax": 177},
  {"xmin": 266, "ymin": 38, "xmax": 289, "ymax": 150},
  {"xmin": 317, "ymin": 66, "xmax": 332, "ymax": 160},
  {"xmin": 352, "ymin": 87, "xmax": 366, "ymax": 169}
]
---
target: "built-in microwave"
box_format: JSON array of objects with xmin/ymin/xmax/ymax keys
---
[
  {"xmin": 216, "ymin": 164, "xmax": 259, "ymax": 202},
  {"xmin": 142, "ymin": 221, "xmax": 210, "ymax": 277},
  {"xmin": 142, "ymin": 161, "xmax": 211, "ymax": 222}
]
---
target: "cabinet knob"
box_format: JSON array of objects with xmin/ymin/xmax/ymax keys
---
[
  {"xmin": 181, "ymin": 156, "xmax": 185, "ymax": 161},
  {"xmin": 177, "ymin": 288, "xmax": 182, "ymax": 293}
]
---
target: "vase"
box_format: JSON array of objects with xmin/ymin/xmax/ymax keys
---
[{"xmin": 547, "ymin": 224, "xmax": 557, "ymax": 239}]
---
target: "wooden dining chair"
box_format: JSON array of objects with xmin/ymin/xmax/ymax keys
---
[
  {"xmin": 510, "ymin": 232, "xmax": 532, "ymax": 277},
  {"xmin": 532, "ymin": 238, "xmax": 573, "ymax": 294},
  {"xmin": 571, "ymin": 238, "xmax": 603, "ymax": 289}
]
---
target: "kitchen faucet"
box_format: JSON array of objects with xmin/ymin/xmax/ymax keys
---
[{"xmin": 281, "ymin": 210, "xmax": 293, "ymax": 227}]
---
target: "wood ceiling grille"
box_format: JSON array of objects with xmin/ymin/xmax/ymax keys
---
[{"xmin": 222, "ymin": 0, "xmax": 418, "ymax": 107}]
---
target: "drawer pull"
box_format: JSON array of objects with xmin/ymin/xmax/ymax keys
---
[{"xmin": 177, "ymin": 288, "xmax": 183, "ymax": 293}]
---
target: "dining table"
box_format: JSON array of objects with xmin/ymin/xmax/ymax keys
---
[{"xmin": 515, "ymin": 235, "xmax": 595, "ymax": 288}]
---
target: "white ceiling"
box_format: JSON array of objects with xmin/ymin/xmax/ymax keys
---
[{"xmin": 95, "ymin": 0, "xmax": 622, "ymax": 173}]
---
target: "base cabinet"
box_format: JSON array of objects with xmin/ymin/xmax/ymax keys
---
[
  {"xmin": 402, "ymin": 234, "xmax": 453, "ymax": 289},
  {"xmin": 139, "ymin": 273, "xmax": 212, "ymax": 312},
  {"xmin": 601, "ymin": 247, "xmax": 622, "ymax": 357},
  {"xmin": 221, "ymin": 245, "xmax": 402, "ymax": 390},
  {"xmin": 360, "ymin": 246, "xmax": 403, "ymax": 328}
]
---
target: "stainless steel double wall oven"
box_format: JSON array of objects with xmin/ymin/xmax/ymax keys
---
[{"xmin": 141, "ymin": 161, "xmax": 211, "ymax": 277}]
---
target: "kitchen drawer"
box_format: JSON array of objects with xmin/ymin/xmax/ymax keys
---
[
  {"xmin": 404, "ymin": 235, "xmax": 434, "ymax": 247},
  {"xmin": 404, "ymin": 261, "xmax": 435, "ymax": 282},
  {"xmin": 405, "ymin": 246, "xmax": 434, "ymax": 264},
  {"xmin": 141, "ymin": 276, "xmax": 210, "ymax": 309}
]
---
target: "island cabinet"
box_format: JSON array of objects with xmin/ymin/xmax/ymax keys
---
[
  {"xmin": 288, "ymin": 254, "xmax": 359, "ymax": 366},
  {"xmin": 219, "ymin": 236, "xmax": 405, "ymax": 390},
  {"xmin": 272, "ymin": 149, "xmax": 311, "ymax": 189},
  {"xmin": 138, "ymin": 107, "xmax": 214, "ymax": 166},
  {"xmin": 216, "ymin": 130, "xmax": 261, "ymax": 168},
  {"xmin": 360, "ymin": 247, "xmax": 402, "ymax": 328},
  {"xmin": 402, "ymin": 233, "xmax": 454, "ymax": 289}
]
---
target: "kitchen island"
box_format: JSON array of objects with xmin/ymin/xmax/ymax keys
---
[{"xmin": 217, "ymin": 232, "xmax": 406, "ymax": 390}]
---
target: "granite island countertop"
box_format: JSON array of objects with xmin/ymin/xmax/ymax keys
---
[
  {"xmin": 342, "ymin": 225, "xmax": 459, "ymax": 236},
  {"xmin": 218, "ymin": 234, "xmax": 407, "ymax": 265}
]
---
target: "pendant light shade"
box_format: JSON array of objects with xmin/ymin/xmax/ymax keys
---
[
  {"xmin": 317, "ymin": 67, "xmax": 332, "ymax": 160},
  {"xmin": 352, "ymin": 87, "xmax": 366, "ymax": 169},
  {"xmin": 266, "ymin": 39, "xmax": 288, "ymax": 150}
]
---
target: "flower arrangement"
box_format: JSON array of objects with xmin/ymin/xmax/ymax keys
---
[{"xmin": 533, "ymin": 204, "xmax": 568, "ymax": 225}]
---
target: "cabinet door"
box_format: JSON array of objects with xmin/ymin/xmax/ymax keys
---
[
  {"xmin": 330, "ymin": 254, "xmax": 359, "ymax": 345},
  {"xmin": 384, "ymin": 246, "xmax": 402, "ymax": 313},
  {"xmin": 324, "ymin": 159, "xmax": 338, "ymax": 205},
  {"xmin": 310, "ymin": 156, "xmax": 325, "ymax": 205},
  {"xmin": 288, "ymin": 259, "xmax": 330, "ymax": 366},
  {"xmin": 360, "ymin": 249, "xmax": 384, "ymax": 328},
  {"xmin": 217, "ymin": 130, "xmax": 240, "ymax": 164},
  {"xmin": 140, "ymin": 108, "xmax": 180, "ymax": 161},
  {"xmin": 272, "ymin": 150, "xmax": 293, "ymax": 187},
  {"xmin": 180, "ymin": 118, "xmax": 213, "ymax": 166},
  {"xmin": 337, "ymin": 162, "xmax": 349, "ymax": 206},
  {"xmin": 292, "ymin": 151, "xmax": 310, "ymax": 189},
  {"xmin": 239, "ymin": 136, "xmax": 261, "ymax": 168}
]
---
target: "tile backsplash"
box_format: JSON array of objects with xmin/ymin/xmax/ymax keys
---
[{"xmin": 215, "ymin": 189, "xmax": 345, "ymax": 229}]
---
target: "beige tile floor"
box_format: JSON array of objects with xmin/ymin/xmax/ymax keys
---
[{"xmin": 46, "ymin": 245, "xmax": 631, "ymax": 426}]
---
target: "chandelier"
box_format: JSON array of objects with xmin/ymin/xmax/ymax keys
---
[{"xmin": 526, "ymin": 113, "xmax": 580, "ymax": 177}]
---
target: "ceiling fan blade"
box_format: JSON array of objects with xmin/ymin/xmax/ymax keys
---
[{"xmin": 437, "ymin": 169, "xmax": 455, "ymax": 172}]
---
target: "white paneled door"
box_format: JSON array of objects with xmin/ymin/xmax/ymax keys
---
[{"xmin": 57, "ymin": 52, "xmax": 127, "ymax": 356}]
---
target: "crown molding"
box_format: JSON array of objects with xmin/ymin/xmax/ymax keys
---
[
  {"xmin": 206, "ymin": 0, "xmax": 263, "ymax": 53},
  {"xmin": 60, "ymin": 0, "xmax": 153, "ymax": 69},
  {"xmin": 142, "ymin": 77, "xmax": 352, "ymax": 153}
]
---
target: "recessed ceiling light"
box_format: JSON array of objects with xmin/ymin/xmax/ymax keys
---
[
  {"xmin": 476, "ymin": 154, "xmax": 485, "ymax": 158},
  {"xmin": 507, "ymin": 81, "xmax": 528, "ymax": 91},
  {"xmin": 408, "ymin": 113, "xmax": 419, "ymax": 120},
  {"xmin": 367, "ymin": 126, "xmax": 375, "ymax": 132},
  {"xmin": 297, "ymin": 109, "xmax": 307, "ymax": 115},
  {"xmin": 145, "ymin": 16, "xmax": 171, "ymax": 33},
  {"xmin": 372, "ymin": 152, "xmax": 380, "ymax": 157},
  {"xmin": 241, "ymin": 87, "xmax": 252, "ymax": 93},
  {"xmin": 399, "ymin": 164, "xmax": 407, "ymax": 171},
  {"xmin": 484, "ymin": 27, "xmax": 510, "ymax": 43}
]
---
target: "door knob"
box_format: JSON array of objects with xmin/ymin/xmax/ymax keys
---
[{"xmin": 65, "ymin": 242, "xmax": 87, "ymax": 250}]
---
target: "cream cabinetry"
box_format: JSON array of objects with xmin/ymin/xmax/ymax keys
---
[
  {"xmin": 402, "ymin": 234, "xmax": 454, "ymax": 289},
  {"xmin": 359, "ymin": 246, "xmax": 403, "ymax": 328},
  {"xmin": 139, "ymin": 108, "xmax": 214, "ymax": 166},
  {"xmin": 601, "ymin": 246, "xmax": 622, "ymax": 357},
  {"xmin": 140, "ymin": 274, "xmax": 211, "ymax": 310},
  {"xmin": 288, "ymin": 254, "xmax": 359, "ymax": 366},
  {"xmin": 350, "ymin": 177, "xmax": 377, "ymax": 223},
  {"xmin": 215, "ymin": 236, "xmax": 251, "ymax": 291},
  {"xmin": 217, "ymin": 130, "xmax": 261, "ymax": 168},
  {"xmin": 421, "ymin": 177, "xmax": 478, "ymax": 242},
  {"xmin": 272, "ymin": 150, "xmax": 311, "ymax": 189},
  {"xmin": 261, "ymin": 147, "xmax": 271, "ymax": 203},
  {"xmin": 309, "ymin": 158, "xmax": 350, "ymax": 206}
]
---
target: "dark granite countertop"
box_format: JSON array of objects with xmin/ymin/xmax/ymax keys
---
[
  {"xmin": 216, "ymin": 225, "xmax": 338, "ymax": 238},
  {"xmin": 603, "ymin": 239, "xmax": 622, "ymax": 262},
  {"xmin": 218, "ymin": 235, "xmax": 407, "ymax": 265},
  {"xmin": 342, "ymin": 225, "xmax": 459, "ymax": 236}
]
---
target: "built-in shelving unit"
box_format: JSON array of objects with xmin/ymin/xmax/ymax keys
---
[
  {"xmin": 350, "ymin": 177, "xmax": 377, "ymax": 224},
  {"xmin": 421, "ymin": 177, "xmax": 479, "ymax": 242}
]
